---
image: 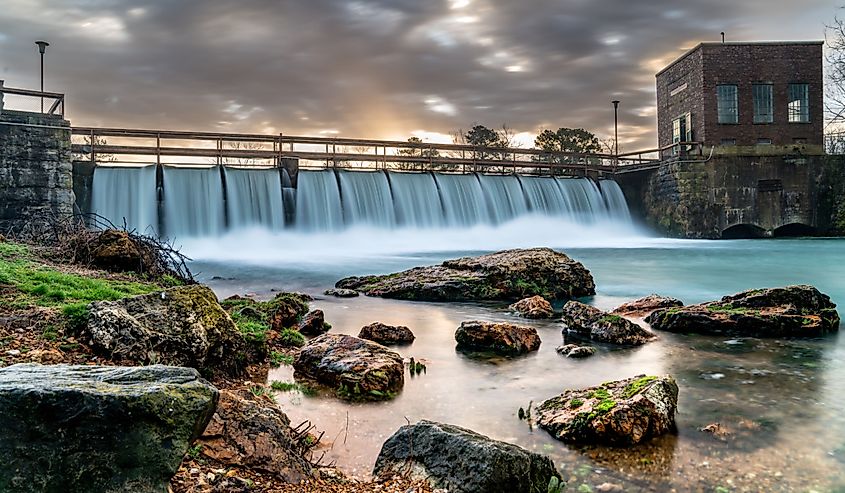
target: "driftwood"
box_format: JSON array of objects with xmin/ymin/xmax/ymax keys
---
[{"xmin": 4, "ymin": 212, "xmax": 194, "ymax": 284}]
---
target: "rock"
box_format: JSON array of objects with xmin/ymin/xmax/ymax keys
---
[
  {"xmin": 0, "ymin": 364, "xmax": 218, "ymax": 493},
  {"xmin": 85, "ymin": 284, "xmax": 257, "ymax": 377},
  {"xmin": 536, "ymin": 375, "xmax": 678, "ymax": 445},
  {"xmin": 560, "ymin": 301, "xmax": 656, "ymax": 346},
  {"xmin": 509, "ymin": 295, "xmax": 554, "ymax": 319},
  {"xmin": 197, "ymin": 390, "xmax": 312, "ymax": 482},
  {"xmin": 293, "ymin": 334, "xmax": 404, "ymax": 399},
  {"xmin": 556, "ymin": 344, "xmax": 596, "ymax": 358},
  {"xmin": 336, "ymin": 248, "xmax": 595, "ymax": 302},
  {"xmin": 267, "ymin": 293, "xmax": 311, "ymax": 331},
  {"xmin": 646, "ymin": 285, "xmax": 840, "ymax": 337},
  {"xmin": 373, "ymin": 420, "xmax": 560, "ymax": 493},
  {"xmin": 324, "ymin": 288, "xmax": 359, "ymax": 298},
  {"xmin": 358, "ymin": 322, "xmax": 415, "ymax": 345},
  {"xmin": 298, "ymin": 309, "xmax": 330, "ymax": 336},
  {"xmin": 455, "ymin": 320, "xmax": 540, "ymax": 356},
  {"xmin": 611, "ymin": 294, "xmax": 683, "ymax": 317},
  {"xmin": 89, "ymin": 229, "xmax": 145, "ymax": 273},
  {"xmin": 26, "ymin": 348, "xmax": 64, "ymax": 364}
]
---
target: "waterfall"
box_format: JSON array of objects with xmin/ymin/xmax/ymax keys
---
[
  {"xmin": 295, "ymin": 170, "xmax": 343, "ymax": 231},
  {"xmin": 433, "ymin": 173, "xmax": 493, "ymax": 226},
  {"xmin": 599, "ymin": 180, "xmax": 632, "ymax": 222},
  {"xmin": 91, "ymin": 165, "xmax": 158, "ymax": 235},
  {"xmin": 387, "ymin": 171, "xmax": 444, "ymax": 228},
  {"xmin": 224, "ymin": 167, "xmax": 285, "ymax": 230},
  {"xmin": 162, "ymin": 166, "xmax": 225, "ymax": 237},
  {"xmin": 337, "ymin": 170, "xmax": 396, "ymax": 227},
  {"xmin": 89, "ymin": 166, "xmax": 633, "ymax": 238}
]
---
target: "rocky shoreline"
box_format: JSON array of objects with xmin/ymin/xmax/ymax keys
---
[{"xmin": 0, "ymin": 235, "xmax": 841, "ymax": 493}]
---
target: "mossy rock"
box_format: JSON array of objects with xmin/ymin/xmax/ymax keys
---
[
  {"xmin": 536, "ymin": 375, "xmax": 678, "ymax": 445},
  {"xmin": 85, "ymin": 285, "xmax": 260, "ymax": 377}
]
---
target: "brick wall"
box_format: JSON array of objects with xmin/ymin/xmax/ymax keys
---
[
  {"xmin": 656, "ymin": 42, "xmax": 823, "ymax": 150},
  {"xmin": 0, "ymin": 110, "xmax": 74, "ymax": 232}
]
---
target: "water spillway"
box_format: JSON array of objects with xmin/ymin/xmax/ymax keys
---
[{"xmin": 89, "ymin": 167, "xmax": 632, "ymax": 238}]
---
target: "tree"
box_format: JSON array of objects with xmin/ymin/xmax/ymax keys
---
[
  {"xmin": 826, "ymin": 9, "xmax": 845, "ymax": 129},
  {"xmin": 534, "ymin": 127, "xmax": 601, "ymax": 163},
  {"xmin": 396, "ymin": 137, "xmax": 445, "ymax": 170}
]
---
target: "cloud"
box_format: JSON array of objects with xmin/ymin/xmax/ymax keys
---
[{"xmin": 0, "ymin": 0, "xmax": 834, "ymax": 149}]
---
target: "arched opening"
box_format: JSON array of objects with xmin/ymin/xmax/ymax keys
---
[
  {"xmin": 721, "ymin": 224, "xmax": 766, "ymax": 239},
  {"xmin": 773, "ymin": 223, "xmax": 816, "ymax": 237}
]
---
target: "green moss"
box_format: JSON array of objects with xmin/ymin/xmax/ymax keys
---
[
  {"xmin": 237, "ymin": 320, "xmax": 269, "ymax": 343},
  {"xmin": 569, "ymin": 398, "xmax": 584, "ymax": 409},
  {"xmin": 599, "ymin": 314, "xmax": 625, "ymax": 324},
  {"xmin": 594, "ymin": 399, "xmax": 616, "ymax": 413},
  {"xmin": 706, "ymin": 303, "xmax": 756, "ymax": 316},
  {"xmin": 587, "ymin": 388, "xmax": 610, "ymax": 400},
  {"xmin": 623, "ymin": 376, "xmax": 659, "ymax": 398}
]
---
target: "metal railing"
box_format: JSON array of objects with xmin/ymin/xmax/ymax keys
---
[
  {"xmin": 0, "ymin": 82, "xmax": 65, "ymax": 117},
  {"xmin": 70, "ymin": 126, "xmax": 702, "ymax": 175}
]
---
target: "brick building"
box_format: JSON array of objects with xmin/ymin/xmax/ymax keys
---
[{"xmin": 655, "ymin": 41, "xmax": 823, "ymax": 154}]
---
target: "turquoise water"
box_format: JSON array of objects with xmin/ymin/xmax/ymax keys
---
[{"xmin": 194, "ymin": 235, "xmax": 845, "ymax": 492}]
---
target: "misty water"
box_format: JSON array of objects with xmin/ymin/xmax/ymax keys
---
[
  {"xmin": 185, "ymin": 227, "xmax": 845, "ymax": 493},
  {"xmin": 91, "ymin": 167, "xmax": 845, "ymax": 491}
]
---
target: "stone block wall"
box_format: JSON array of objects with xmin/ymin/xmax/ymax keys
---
[
  {"xmin": 617, "ymin": 154, "xmax": 845, "ymax": 238},
  {"xmin": 0, "ymin": 110, "xmax": 74, "ymax": 232}
]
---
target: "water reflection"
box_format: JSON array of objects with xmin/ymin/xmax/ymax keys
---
[{"xmin": 198, "ymin": 238, "xmax": 845, "ymax": 491}]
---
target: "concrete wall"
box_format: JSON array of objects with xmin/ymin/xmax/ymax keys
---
[
  {"xmin": 0, "ymin": 110, "xmax": 74, "ymax": 233},
  {"xmin": 617, "ymin": 154, "xmax": 845, "ymax": 238}
]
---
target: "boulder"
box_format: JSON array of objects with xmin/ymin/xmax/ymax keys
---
[
  {"xmin": 373, "ymin": 420, "xmax": 560, "ymax": 493},
  {"xmin": 293, "ymin": 334, "xmax": 404, "ymax": 400},
  {"xmin": 196, "ymin": 390, "xmax": 312, "ymax": 482},
  {"xmin": 89, "ymin": 229, "xmax": 145, "ymax": 273},
  {"xmin": 455, "ymin": 321, "xmax": 540, "ymax": 356},
  {"xmin": 556, "ymin": 344, "xmax": 596, "ymax": 358},
  {"xmin": 358, "ymin": 322, "xmax": 415, "ymax": 345},
  {"xmin": 646, "ymin": 285, "xmax": 840, "ymax": 337},
  {"xmin": 85, "ymin": 284, "xmax": 256, "ymax": 377},
  {"xmin": 611, "ymin": 295, "xmax": 683, "ymax": 317},
  {"xmin": 536, "ymin": 375, "xmax": 678, "ymax": 445},
  {"xmin": 267, "ymin": 293, "xmax": 311, "ymax": 331},
  {"xmin": 509, "ymin": 295, "xmax": 554, "ymax": 319},
  {"xmin": 298, "ymin": 309, "xmax": 330, "ymax": 336},
  {"xmin": 561, "ymin": 301, "xmax": 655, "ymax": 346},
  {"xmin": 324, "ymin": 288, "xmax": 359, "ymax": 298},
  {"xmin": 0, "ymin": 364, "xmax": 218, "ymax": 493},
  {"xmin": 336, "ymin": 248, "xmax": 595, "ymax": 302}
]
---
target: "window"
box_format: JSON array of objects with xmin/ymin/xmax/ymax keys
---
[
  {"xmin": 788, "ymin": 83, "xmax": 809, "ymax": 123},
  {"xmin": 671, "ymin": 113, "xmax": 692, "ymax": 155},
  {"xmin": 757, "ymin": 138, "xmax": 772, "ymax": 145},
  {"xmin": 720, "ymin": 138, "xmax": 736, "ymax": 146},
  {"xmin": 753, "ymin": 84, "xmax": 773, "ymax": 123},
  {"xmin": 717, "ymin": 85, "xmax": 738, "ymax": 123}
]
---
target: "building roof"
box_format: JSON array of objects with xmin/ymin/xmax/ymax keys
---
[{"xmin": 655, "ymin": 40, "xmax": 824, "ymax": 78}]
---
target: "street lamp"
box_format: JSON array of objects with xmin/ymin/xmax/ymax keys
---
[
  {"xmin": 611, "ymin": 100, "xmax": 620, "ymax": 163},
  {"xmin": 35, "ymin": 40, "xmax": 49, "ymax": 113}
]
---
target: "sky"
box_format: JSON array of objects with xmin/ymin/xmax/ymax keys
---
[{"xmin": 0, "ymin": 0, "xmax": 838, "ymax": 150}]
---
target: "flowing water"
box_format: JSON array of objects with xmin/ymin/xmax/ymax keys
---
[
  {"xmin": 91, "ymin": 166, "xmax": 845, "ymax": 491},
  {"xmin": 186, "ymin": 230, "xmax": 845, "ymax": 493}
]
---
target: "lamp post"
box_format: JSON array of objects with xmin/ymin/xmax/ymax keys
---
[
  {"xmin": 35, "ymin": 40, "xmax": 49, "ymax": 113},
  {"xmin": 611, "ymin": 100, "xmax": 620, "ymax": 166}
]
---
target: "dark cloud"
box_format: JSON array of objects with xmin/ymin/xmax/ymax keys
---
[{"xmin": 0, "ymin": 0, "xmax": 833, "ymax": 149}]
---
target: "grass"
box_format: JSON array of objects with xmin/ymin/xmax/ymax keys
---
[
  {"xmin": 270, "ymin": 380, "xmax": 315, "ymax": 395},
  {"xmin": 598, "ymin": 314, "xmax": 625, "ymax": 324},
  {"xmin": 237, "ymin": 320, "xmax": 270, "ymax": 344},
  {"xmin": 269, "ymin": 351, "xmax": 294, "ymax": 367},
  {"xmin": 0, "ymin": 242, "xmax": 158, "ymax": 310},
  {"xmin": 279, "ymin": 328, "xmax": 306, "ymax": 347}
]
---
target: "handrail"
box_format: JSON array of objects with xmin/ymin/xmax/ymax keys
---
[{"xmin": 0, "ymin": 83, "xmax": 65, "ymax": 117}]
